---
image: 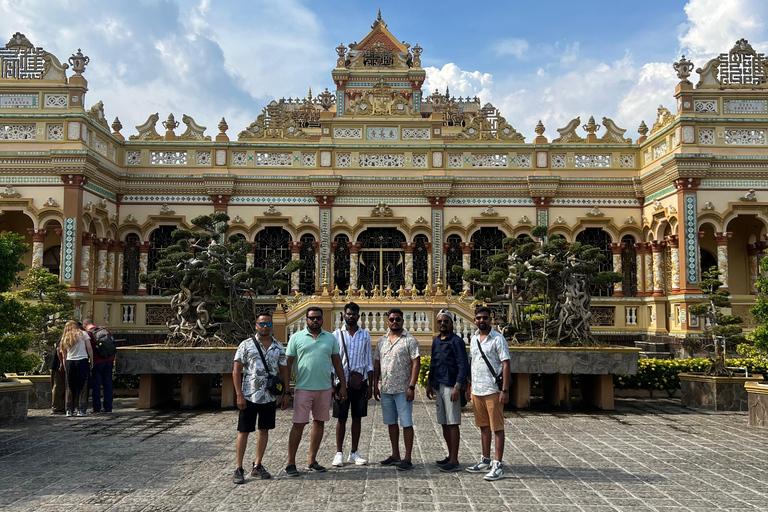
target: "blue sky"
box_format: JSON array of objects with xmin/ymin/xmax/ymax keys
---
[{"xmin": 1, "ymin": 0, "xmax": 765, "ymax": 140}]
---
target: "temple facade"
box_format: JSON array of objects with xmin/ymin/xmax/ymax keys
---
[{"xmin": 1, "ymin": 17, "xmax": 768, "ymax": 346}]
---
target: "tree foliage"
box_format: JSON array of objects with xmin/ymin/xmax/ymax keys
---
[
  {"xmin": 0, "ymin": 232, "xmax": 38, "ymax": 374},
  {"xmin": 747, "ymin": 255, "xmax": 768, "ymax": 358},
  {"xmin": 140, "ymin": 213, "xmax": 304, "ymax": 346},
  {"xmin": 688, "ymin": 266, "xmax": 745, "ymax": 376},
  {"xmin": 453, "ymin": 226, "xmax": 622, "ymax": 346}
]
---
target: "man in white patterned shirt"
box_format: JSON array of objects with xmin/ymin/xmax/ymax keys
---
[
  {"xmin": 331, "ymin": 302, "xmax": 373, "ymax": 467},
  {"xmin": 465, "ymin": 306, "xmax": 511, "ymax": 481},
  {"xmin": 232, "ymin": 312, "xmax": 290, "ymax": 484}
]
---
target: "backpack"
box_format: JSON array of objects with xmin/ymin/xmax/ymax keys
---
[{"xmin": 90, "ymin": 327, "xmax": 116, "ymax": 358}]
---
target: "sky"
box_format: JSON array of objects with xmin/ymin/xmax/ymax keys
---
[{"xmin": 1, "ymin": 0, "xmax": 766, "ymax": 141}]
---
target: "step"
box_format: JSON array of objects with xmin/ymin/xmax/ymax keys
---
[{"xmin": 639, "ymin": 351, "xmax": 672, "ymax": 360}]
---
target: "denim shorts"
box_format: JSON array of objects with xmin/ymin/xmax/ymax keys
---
[{"xmin": 380, "ymin": 392, "xmax": 413, "ymax": 428}]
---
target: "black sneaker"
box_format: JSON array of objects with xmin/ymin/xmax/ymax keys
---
[
  {"xmin": 438, "ymin": 462, "xmax": 461, "ymax": 472},
  {"xmin": 232, "ymin": 467, "xmax": 245, "ymax": 484},
  {"xmin": 436, "ymin": 456, "xmax": 450, "ymax": 465},
  {"xmin": 395, "ymin": 460, "xmax": 413, "ymax": 471},
  {"xmin": 307, "ymin": 461, "xmax": 327, "ymax": 473},
  {"xmin": 380, "ymin": 456, "xmax": 401, "ymax": 466},
  {"xmin": 285, "ymin": 464, "xmax": 300, "ymax": 477},
  {"xmin": 252, "ymin": 463, "xmax": 271, "ymax": 479}
]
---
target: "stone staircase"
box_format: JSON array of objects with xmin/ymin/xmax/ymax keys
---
[{"xmin": 634, "ymin": 340, "xmax": 672, "ymax": 359}]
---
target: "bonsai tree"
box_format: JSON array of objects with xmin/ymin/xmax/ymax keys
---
[
  {"xmin": 745, "ymin": 255, "xmax": 768, "ymax": 359},
  {"xmin": 454, "ymin": 226, "xmax": 622, "ymax": 346},
  {"xmin": 688, "ymin": 266, "xmax": 745, "ymax": 376},
  {"xmin": 141, "ymin": 213, "xmax": 304, "ymax": 346}
]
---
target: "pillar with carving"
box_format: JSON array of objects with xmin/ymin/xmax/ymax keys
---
[
  {"xmin": 748, "ymin": 243, "xmax": 759, "ymax": 294},
  {"xmin": 79, "ymin": 232, "xmax": 93, "ymax": 291},
  {"xmin": 650, "ymin": 240, "xmax": 665, "ymax": 297},
  {"xmin": 246, "ymin": 242, "xmax": 255, "ymax": 270},
  {"xmin": 634, "ymin": 243, "xmax": 646, "ymax": 296},
  {"xmin": 115, "ymin": 241, "xmax": 126, "ymax": 294},
  {"xmin": 311, "ymin": 241, "xmax": 321, "ymax": 294},
  {"xmin": 666, "ymin": 234, "xmax": 680, "ymax": 292},
  {"xmin": 428, "ymin": 197, "xmax": 446, "ymax": 286},
  {"xmin": 137, "ymin": 241, "xmax": 152, "ymax": 296},
  {"xmin": 348, "ymin": 242, "xmax": 361, "ymax": 290},
  {"xmin": 95, "ymin": 238, "xmax": 110, "ymax": 293},
  {"xmin": 402, "ymin": 242, "xmax": 414, "ymax": 290},
  {"xmin": 644, "ymin": 243, "xmax": 654, "ymax": 295},
  {"xmin": 610, "ymin": 242, "xmax": 623, "ymax": 297},
  {"xmin": 290, "ymin": 241, "xmax": 301, "ymax": 294},
  {"xmin": 28, "ymin": 228, "xmax": 47, "ymax": 269},
  {"xmin": 460, "ymin": 242, "xmax": 474, "ymax": 293},
  {"xmin": 107, "ymin": 240, "xmax": 120, "ymax": 293},
  {"xmin": 714, "ymin": 232, "xmax": 732, "ymax": 288}
]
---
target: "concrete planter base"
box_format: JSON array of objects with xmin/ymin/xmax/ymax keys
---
[
  {"xmin": 23, "ymin": 375, "xmax": 52, "ymax": 409},
  {"xmin": 0, "ymin": 380, "xmax": 33, "ymax": 425},
  {"xmin": 679, "ymin": 373, "xmax": 764, "ymax": 411},
  {"xmin": 745, "ymin": 381, "xmax": 768, "ymax": 426}
]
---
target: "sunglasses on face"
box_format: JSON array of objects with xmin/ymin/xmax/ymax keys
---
[
  {"xmin": 307, "ymin": 316, "xmax": 322, "ymax": 321},
  {"xmin": 258, "ymin": 322, "xmax": 273, "ymax": 327},
  {"xmin": 436, "ymin": 319, "xmax": 452, "ymax": 324},
  {"xmin": 475, "ymin": 315, "xmax": 490, "ymax": 321},
  {"xmin": 388, "ymin": 317, "xmax": 403, "ymax": 322}
]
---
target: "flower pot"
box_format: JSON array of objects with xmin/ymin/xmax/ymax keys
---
[{"xmin": 679, "ymin": 372, "xmax": 764, "ymax": 411}]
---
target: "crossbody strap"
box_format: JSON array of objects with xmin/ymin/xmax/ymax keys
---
[
  {"xmin": 251, "ymin": 338, "xmax": 274, "ymax": 378},
  {"xmin": 476, "ymin": 337, "xmax": 499, "ymax": 380},
  {"xmin": 340, "ymin": 331, "xmax": 351, "ymax": 373}
]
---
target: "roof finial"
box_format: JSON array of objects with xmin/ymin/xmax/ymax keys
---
[
  {"xmin": 377, "ymin": 8, "xmax": 382, "ymax": 21},
  {"xmin": 371, "ymin": 8, "xmax": 386, "ymax": 28}
]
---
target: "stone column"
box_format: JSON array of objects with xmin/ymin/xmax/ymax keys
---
[
  {"xmin": 246, "ymin": 242, "xmax": 255, "ymax": 270},
  {"xmin": 59, "ymin": 174, "xmax": 88, "ymax": 286},
  {"xmin": 311, "ymin": 241, "xmax": 321, "ymax": 294},
  {"xmin": 714, "ymin": 232, "xmax": 732, "ymax": 288},
  {"xmin": 315, "ymin": 195, "xmax": 335, "ymax": 294},
  {"xmin": 137, "ymin": 241, "xmax": 152, "ymax": 296},
  {"xmin": 95, "ymin": 238, "xmax": 110, "ymax": 293},
  {"xmin": 107, "ymin": 240, "xmax": 120, "ymax": 293},
  {"xmin": 460, "ymin": 242, "xmax": 474, "ymax": 293},
  {"xmin": 650, "ymin": 240, "xmax": 665, "ymax": 297},
  {"xmin": 666, "ymin": 235, "xmax": 680, "ymax": 293},
  {"xmin": 644, "ymin": 243, "xmax": 654, "ymax": 295},
  {"xmin": 673, "ymin": 178, "xmax": 701, "ymax": 291},
  {"xmin": 610, "ymin": 242, "xmax": 623, "ymax": 297},
  {"xmin": 79, "ymin": 232, "xmax": 93, "ymax": 291},
  {"xmin": 348, "ymin": 242, "xmax": 361, "ymax": 290},
  {"xmin": 428, "ymin": 197, "xmax": 446, "ymax": 286},
  {"xmin": 634, "ymin": 243, "xmax": 646, "ymax": 296},
  {"xmin": 402, "ymin": 242, "xmax": 415, "ymax": 290},
  {"xmin": 27, "ymin": 228, "xmax": 47, "ymax": 269},
  {"xmin": 115, "ymin": 241, "xmax": 126, "ymax": 294},
  {"xmin": 289, "ymin": 241, "xmax": 301, "ymax": 294},
  {"xmin": 748, "ymin": 243, "xmax": 759, "ymax": 294}
]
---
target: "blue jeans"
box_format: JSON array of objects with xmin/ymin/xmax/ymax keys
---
[
  {"xmin": 91, "ymin": 360, "xmax": 113, "ymax": 412},
  {"xmin": 381, "ymin": 392, "xmax": 413, "ymax": 428}
]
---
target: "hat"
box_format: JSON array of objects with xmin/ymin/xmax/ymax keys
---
[{"xmin": 436, "ymin": 309, "xmax": 453, "ymax": 320}]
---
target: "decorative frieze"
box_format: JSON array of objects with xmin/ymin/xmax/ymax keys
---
[
  {"xmin": 231, "ymin": 151, "xmax": 247, "ymax": 166},
  {"xmin": 619, "ymin": 154, "xmax": 634, "ymax": 167},
  {"xmin": 0, "ymin": 124, "xmax": 35, "ymax": 140},
  {"xmin": 694, "ymin": 99, "xmax": 717, "ymax": 113},
  {"xmin": 336, "ymin": 152, "xmax": 351, "ymax": 167},
  {"xmin": 653, "ymin": 141, "xmax": 668, "ymax": 159},
  {"xmin": 412, "ymin": 153, "xmax": 427, "ymax": 168},
  {"xmin": 121, "ymin": 195, "xmax": 213, "ymax": 204},
  {"xmin": 574, "ymin": 154, "xmax": 611, "ymax": 168},
  {"xmin": 67, "ymin": 121, "xmax": 79, "ymax": 140},
  {"xmin": 215, "ymin": 149, "xmax": 226, "ymax": 166},
  {"xmin": 447, "ymin": 154, "xmax": 463, "ymax": 168},
  {"xmin": 195, "ymin": 151, "xmax": 211, "ymax": 166},
  {"xmin": 471, "ymin": 153, "xmax": 507, "ymax": 167},
  {"xmin": 723, "ymin": 99, "xmax": 768, "ymax": 114},
  {"xmin": 699, "ymin": 128, "xmax": 715, "ymax": 145},
  {"xmin": 46, "ymin": 124, "xmax": 63, "ymax": 141},
  {"xmin": 432, "ymin": 151, "xmax": 443, "ymax": 168},
  {"xmin": 126, "ymin": 151, "xmax": 141, "ymax": 165},
  {"xmin": 516, "ymin": 154, "xmax": 531, "ymax": 168},
  {"xmin": 93, "ymin": 138, "xmax": 107, "ymax": 156},
  {"xmin": 359, "ymin": 153, "xmax": 404, "ymax": 167},
  {"xmin": 725, "ymin": 129, "xmax": 765, "ymax": 145},
  {"xmin": 320, "ymin": 151, "xmax": 331, "ymax": 167},
  {"xmin": 334, "ymin": 127, "xmax": 362, "ymax": 139},
  {"xmin": 446, "ymin": 198, "xmax": 534, "ymax": 205},
  {"xmin": 551, "ymin": 154, "xmax": 566, "ymax": 168},
  {"xmin": 44, "ymin": 94, "xmax": 68, "ymax": 108},
  {"xmin": 255, "ymin": 152, "xmax": 292, "ymax": 166},
  {"xmin": 402, "ymin": 127, "xmax": 430, "ymax": 140},
  {"xmin": 149, "ymin": 150, "xmax": 187, "ymax": 165},
  {"xmin": 301, "ymin": 152, "xmax": 316, "ymax": 167}
]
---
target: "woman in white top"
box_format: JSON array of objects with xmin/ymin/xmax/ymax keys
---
[{"xmin": 58, "ymin": 320, "xmax": 93, "ymax": 417}]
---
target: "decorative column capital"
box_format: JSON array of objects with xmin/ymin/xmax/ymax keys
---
[
  {"xmin": 60, "ymin": 174, "xmax": 88, "ymax": 188},
  {"xmin": 633, "ymin": 242, "xmax": 646, "ymax": 254},
  {"xmin": 460, "ymin": 242, "xmax": 474, "ymax": 254},
  {"xmin": 610, "ymin": 242, "xmax": 623, "ymax": 255},
  {"xmin": 427, "ymin": 197, "xmax": 446, "ymax": 206},
  {"xmin": 674, "ymin": 178, "xmax": 701, "ymax": 190},
  {"xmin": 290, "ymin": 240, "xmax": 302, "ymax": 254},
  {"xmin": 665, "ymin": 234, "xmax": 679, "ymax": 248},
  {"xmin": 650, "ymin": 240, "xmax": 665, "ymax": 252},
  {"xmin": 714, "ymin": 232, "xmax": 732, "ymax": 246},
  {"xmin": 81, "ymin": 231, "xmax": 94, "ymax": 245},
  {"xmin": 401, "ymin": 241, "xmax": 415, "ymax": 254},
  {"xmin": 315, "ymin": 195, "xmax": 335, "ymax": 206},
  {"xmin": 95, "ymin": 237, "xmax": 111, "ymax": 251},
  {"xmin": 108, "ymin": 240, "xmax": 121, "ymax": 252},
  {"xmin": 138, "ymin": 241, "xmax": 152, "ymax": 253},
  {"xmin": 534, "ymin": 197, "xmax": 552, "ymax": 208},
  {"xmin": 423, "ymin": 242, "xmax": 431, "ymax": 251},
  {"xmin": 311, "ymin": 241, "xmax": 320, "ymax": 253},
  {"xmin": 347, "ymin": 241, "xmax": 361, "ymax": 253},
  {"xmin": 747, "ymin": 243, "xmax": 759, "ymax": 256},
  {"xmin": 27, "ymin": 228, "xmax": 47, "ymax": 243}
]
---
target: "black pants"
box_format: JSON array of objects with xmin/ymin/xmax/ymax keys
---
[{"xmin": 65, "ymin": 359, "xmax": 90, "ymax": 414}]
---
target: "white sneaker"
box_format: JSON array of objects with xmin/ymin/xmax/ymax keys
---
[
  {"xmin": 465, "ymin": 457, "xmax": 491, "ymax": 473},
  {"xmin": 77, "ymin": 411, "xmax": 87, "ymax": 417},
  {"xmin": 332, "ymin": 451, "xmax": 344, "ymax": 467},
  {"xmin": 65, "ymin": 411, "xmax": 72, "ymax": 417},
  {"xmin": 348, "ymin": 451, "xmax": 367, "ymax": 465},
  {"xmin": 484, "ymin": 460, "xmax": 504, "ymax": 481}
]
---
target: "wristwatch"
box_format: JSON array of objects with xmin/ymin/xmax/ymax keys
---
[
  {"xmin": 453, "ymin": 383, "xmax": 462, "ymax": 390},
  {"xmin": 284, "ymin": 391, "xmax": 292, "ymax": 397},
  {"xmin": 408, "ymin": 385, "xmax": 415, "ymax": 391},
  {"xmin": 500, "ymin": 389, "xmax": 508, "ymax": 394}
]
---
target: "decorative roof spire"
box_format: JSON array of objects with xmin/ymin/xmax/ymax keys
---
[{"xmin": 371, "ymin": 9, "xmax": 386, "ymax": 28}]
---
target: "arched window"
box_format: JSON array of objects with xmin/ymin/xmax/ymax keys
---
[
  {"xmin": 413, "ymin": 234, "xmax": 429, "ymax": 291},
  {"xmin": 700, "ymin": 249, "xmax": 717, "ymax": 275},
  {"xmin": 122, "ymin": 233, "xmax": 141, "ymax": 295},
  {"xmin": 147, "ymin": 226, "xmax": 176, "ymax": 295},
  {"xmin": 575, "ymin": 228, "xmax": 613, "ymax": 297},
  {"xmin": 621, "ymin": 235, "xmax": 638, "ymax": 297},
  {"xmin": 358, "ymin": 228, "xmax": 406, "ymax": 291},
  {"xmin": 445, "ymin": 234, "xmax": 463, "ymax": 292},
  {"xmin": 42, "ymin": 246, "xmax": 60, "ymax": 276},
  {"xmin": 334, "ymin": 234, "xmax": 350, "ymax": 291},
  {"xmin": 470, "ymin": 227, "xmax": 505, "ymax": 294},
  {"xmin": 299, "ymin": 234, "xmax": 316, "ymax": 295},
  {"xmin": 254, "ymin": 227, "xmax": 292, "ymax": 294}
]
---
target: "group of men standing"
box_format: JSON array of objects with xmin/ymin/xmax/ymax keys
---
[{"xmin": 232, "ymin": 303, "xmax": 510, "ymax": 484}]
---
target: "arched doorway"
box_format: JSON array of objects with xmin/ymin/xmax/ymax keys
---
[
  {"xmin": 122, "ymin": 233, "xmax": 141, "ymax": 295},
  {"xmin": 470, "ymin": 227, "xmax": 505, "ymax": 294},
  {"xmin": 726, "ymin": 214, "xmax": 766, "ymax": 295},
  {"xmin": 444, "ymin": 234, "xmax": 463, "ymax": 292},
  {"xmin": 333, "ymin": 234, "xmax": 350, "ymax": 291},
  {"xmin": 299, "ymin": 234, "xmax": 316, "ymax": 295},
  {"xmin": 575, "ymin": 227, "xmax": 613, "ymax": 296},
  {"xmin": 357, "ymin": 228, "xmax": 406, "ymax": 291},
  {"xmin": 254, "ymin": 227, "xmax": 292, "ymax": 295}
]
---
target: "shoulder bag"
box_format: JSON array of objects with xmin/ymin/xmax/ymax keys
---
[
  {"xmin": 252, "ymin": 338, "xmax": 284, "ymax": 395},
  {"xmin": 341, "ymin": 331, "xmax": 365, "ymax": 390},
  {"xmin": 476, "ymin": 338, "xmax": 504, "ymax": 391}
]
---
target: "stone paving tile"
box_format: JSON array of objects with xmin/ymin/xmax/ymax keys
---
[{"xmin": 2, "ymin": 395, "xmax": 768, "ymax": 511}]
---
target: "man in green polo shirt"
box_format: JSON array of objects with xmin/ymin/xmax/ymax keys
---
[{"xmin": 284, "ymin": 307, "xmax": 347, "ymax": 477}]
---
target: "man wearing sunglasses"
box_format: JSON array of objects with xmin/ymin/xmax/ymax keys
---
[
  {"xmin": 373, "ymin": 308, "xmax": 421, "ymax": 471},
  {"xmin": 331, "ymin": 302, "xmax": 373, "ymax": 468},
  {"xmin": 425, "ymin": 309, "xmax": 469, "ymax": 472},
  {"xmin": 232, "ymin": 312, "xmax": 289, "ymax": 484},
  {"xmin": 285, "ymin": 307, "xmax": 347, "ymax": 477}
]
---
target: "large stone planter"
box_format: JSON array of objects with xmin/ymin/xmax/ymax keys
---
[
  {"xmin": 745, "ymin": 381, "xmax": 768, "ymax": 426},
  {"xmin": 679, "ymin": 372, "xmax": 765, "ymax": 411},
  {"xmin": 115, "ymin": 346, "xmax": 237, "ymax": 408},
  {"xmin": 0, "ymin": 379, "xmax": 33, "ymax": 425},
  {"xmin": 23, "ymin": 375, "xmax": 52, "ymax": 409},
  {"xmin": 506, "ymin": 346, "xmax": 640, "ymax": 410}
]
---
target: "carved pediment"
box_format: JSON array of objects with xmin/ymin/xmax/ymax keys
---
[
  {"xmin": 552, "ymin": 117, "xmax": 585, "ymax": 143},
  {"xmin": 1, "ymin": 32, "xmax": 68, "ymax": 81},
  {"xmin": 599, "ymin": 117, "xmax": 632, "ymax": 143},
  {"xmin": 239, "ymin": 99, "xmax": 311, "ymax": 140},
  {"xmin": 650, "ymin": 105, "xmax": 674, "ymax": 135},
  {"xmin": 178, "ymin": 115, "xmax": 211, "ymax": 141},
  {"xmin": 86, "ymin": 101, "xmax": 109, "ymax": 130},
  {"xmin": 129, "ymin": 113, "xmax": 162, "ymax": 140},
  {"xmin": 458, "ymin": 103, "xmax": 524, "ymax": 141}
]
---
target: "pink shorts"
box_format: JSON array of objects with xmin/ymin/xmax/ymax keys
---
[{"xmin": 292, "ymin": 388, "xmax": 332, "ymax": 424}]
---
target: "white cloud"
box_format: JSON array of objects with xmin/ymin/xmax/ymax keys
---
[
  {"xmin": 679, "ymin": 0, "xmax": 768, "ymax": 60},
  {"xmin": 424, "ymin": 63, "xmax": 494, "ymax": 101},
  {"xmin": 492, "ymin": 38, "xmax": 529, "ymax": 59}
]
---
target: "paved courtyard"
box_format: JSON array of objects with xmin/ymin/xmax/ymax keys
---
[{"xmin": 1, "ymin": 392, "xmax": 767, "ymax": 512}]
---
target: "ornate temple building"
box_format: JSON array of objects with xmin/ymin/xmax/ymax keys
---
[{"xmin": 1, "ymin": 17, "xmax": 768, "ymax": 346}]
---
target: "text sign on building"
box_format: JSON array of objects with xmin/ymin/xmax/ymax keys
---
[
  {"xmin": 723, "ymin": 99, "xmax": 768, "ymax": 114},
  {"xmin": 0, "ymin": 94, "xmax": 38, "ymax": 108}
]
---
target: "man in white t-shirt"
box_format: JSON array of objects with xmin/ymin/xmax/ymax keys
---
[{"xmin": 465, "ymin": 306, "xmax": 511, "ymax": 481}]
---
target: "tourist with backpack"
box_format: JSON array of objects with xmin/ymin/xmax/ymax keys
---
[{"xmin": 84, "ymin": 317, "xmax": 116, "ymax": 414}]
